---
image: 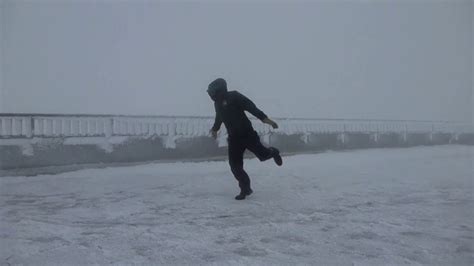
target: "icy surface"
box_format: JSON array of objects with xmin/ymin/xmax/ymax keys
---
[{"xmin": 1, "ymin": 146, "xmax": 473, "ymax": 265}]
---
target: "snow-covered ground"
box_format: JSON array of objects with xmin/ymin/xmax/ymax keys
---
[{"xmin": 1, "ymin": 146, "xmax": 473, "ymax": 265}]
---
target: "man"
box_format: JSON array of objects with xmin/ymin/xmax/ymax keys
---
[{"xmin": 207, "ymin": 78, "xmax": 283, "ymax": 200}]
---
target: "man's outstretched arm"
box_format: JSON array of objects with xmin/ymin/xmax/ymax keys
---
[
  {"xmin": 210, "ymin": 108, "xmax": 222, "ymax": 138},
  {"xmin": 237, "ymin": 92, "xmax": 279, "ymax": 129}
]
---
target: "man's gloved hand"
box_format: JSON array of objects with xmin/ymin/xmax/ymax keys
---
[
  {"xmin": 209, "ymin": 129, "xmax": 218, "ymax": 139},
  {"xmin": 263, "ymin": 118, "xmax": 279, "ymax": 129}
]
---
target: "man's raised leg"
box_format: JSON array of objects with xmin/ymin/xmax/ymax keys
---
[{"xmin": 246, "ymin": 131, "xmax": 283, "ymax": 166}]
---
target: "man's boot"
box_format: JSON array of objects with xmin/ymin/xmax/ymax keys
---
[
  {"xmin": 235, "ymin": 188, "xmax": 253, "ymax": 200},
  {"xmin": 269, "ymin": 147, "xmax": 283, "ymax": 166},
  {"xmin": 235, "ymin": 192, "xmax": 246, "ymax": 200}
]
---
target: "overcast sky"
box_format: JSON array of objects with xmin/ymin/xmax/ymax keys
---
[{"xmin": 0, "ymin": 0, "xmax": 472, "ymax": 122}]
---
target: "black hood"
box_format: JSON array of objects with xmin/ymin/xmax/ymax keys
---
[{"xmin": 207, "ymin": 78, "xmax": 228, "ymax": 101}]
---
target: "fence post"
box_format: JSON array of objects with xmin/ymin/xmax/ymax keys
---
[
  {"xmin": 403, "ymin": 123, "xmax": 408, "ymax": 143},
  {"xmin": 429, "ymin": 123, "xmax": 434, "ymax": 143},
  {"xmin": 173, "ymin": 119, "xmax": 177, "ymax": 136},
  {"xmin": 341, "ymin": 123, "xmax": 346, "ymax": 146},
  {"xmin": 451, "ymin": 126, "xmax": 458, "ymax": 144},
  {"xmin": 5, "ymin": 118, "xmax": 12, "ymax": 136},
  {"xmin": 105, "ymin": 118, "xmax": 113, "ymax": 138},
  {"xmin": 25, "ymin": 117, "xmax": 34, "ymax": 138}
]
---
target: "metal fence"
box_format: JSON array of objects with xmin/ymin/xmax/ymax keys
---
[{"xmin": 0, "ymin": 114, "xmax": 472, "ymax": 139}]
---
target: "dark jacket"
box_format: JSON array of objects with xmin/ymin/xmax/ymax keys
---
[{"xmin": 212, "ymin": 91, "xmax": 268, "ymax": 137}]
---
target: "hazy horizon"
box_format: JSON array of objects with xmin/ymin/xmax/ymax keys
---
[{"xmin": 1, "ymin": 0, "xmax": 472, "ymax": 122}]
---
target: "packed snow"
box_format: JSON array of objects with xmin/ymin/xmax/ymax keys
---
[{"xmin": 0, "ymin": 146, "xmax": 473, "ymax": 265}]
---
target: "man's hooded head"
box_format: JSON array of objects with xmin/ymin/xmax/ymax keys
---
[{"xmin": 207, "ymin": 78, "xmax": 228, "ymax": 102}]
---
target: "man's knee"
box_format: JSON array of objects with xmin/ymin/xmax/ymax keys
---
[{"xmin": 256, "ymin": 154, "xmax": 267, "ymax": 162}]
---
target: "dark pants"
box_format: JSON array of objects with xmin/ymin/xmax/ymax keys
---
[{"xmin": 228, "ymin": 131, "xmax": 275, "ymax": 193}]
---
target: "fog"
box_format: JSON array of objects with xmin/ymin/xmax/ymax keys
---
[{"xmin": 0, "ymin": 0, "xmax": 472, "ymax": 122}]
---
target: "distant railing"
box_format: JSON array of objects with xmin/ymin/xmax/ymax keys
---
[{"xmin": 0, "ymin": 113, "xmax": 472, "ymax": 139}]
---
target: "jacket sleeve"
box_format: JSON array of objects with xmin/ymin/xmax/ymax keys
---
[
  {"xmin": 211, "ymin": 104, "xmax": 223, "ymax": 131},
  {"xmin": 236, "ymin": 91, "xmax": 268, "ymax": 121}
]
